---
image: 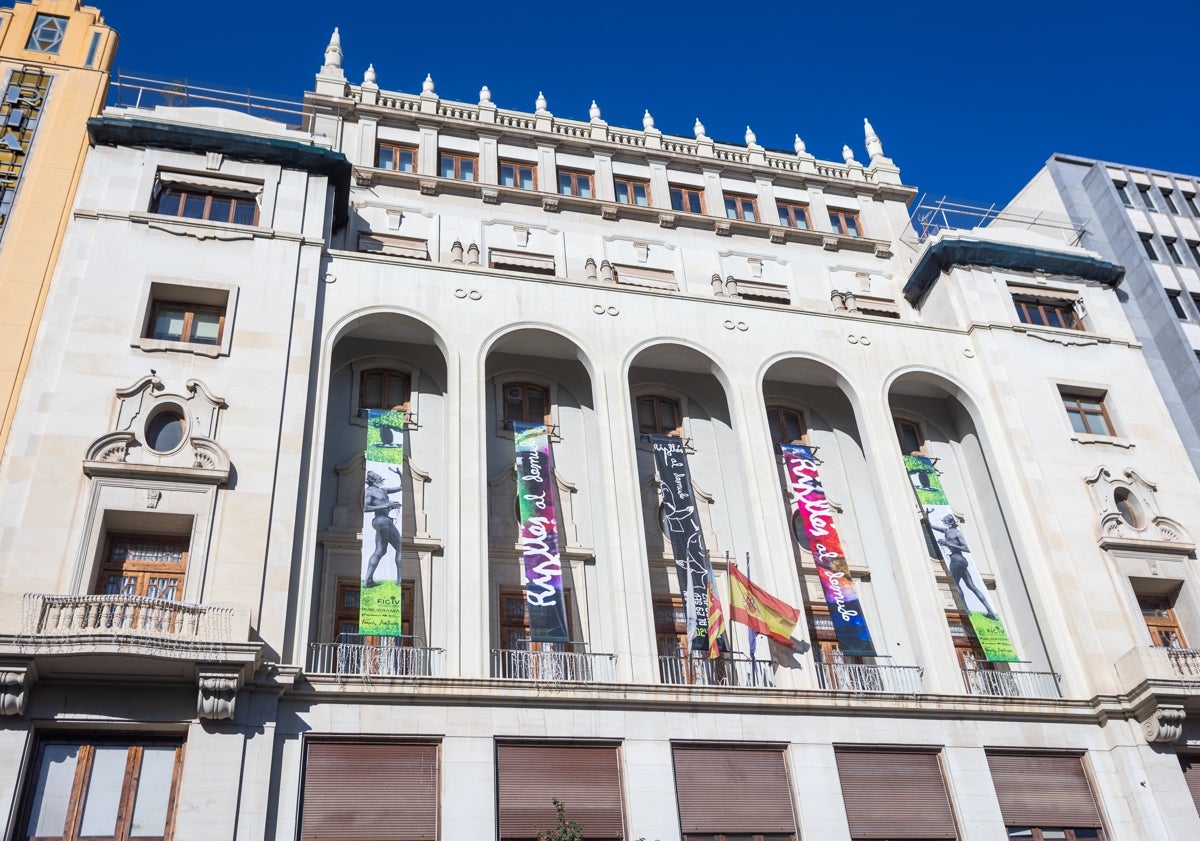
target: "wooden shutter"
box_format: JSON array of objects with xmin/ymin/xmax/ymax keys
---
[
  {"xmin": 301, "ymin": 741, "xmax": 438, "ymax": 841},
  {"xmin": 496, "ymin": 744, "xmax": 623, "ymax": 840},
  {"xmin": 1181, "ymin": 756, "xmax": 1200, "ymax": 817},
  {"xmin": 835, "ymin": 749, "xmax": 957, "ymax": 839},
  {"xmin": 986, "ymin": 752, "xmax": 1103, "ymax": 828},
  {"xmin": 672, "ymin": 746, "xmax": 796, "ymax": 834}
]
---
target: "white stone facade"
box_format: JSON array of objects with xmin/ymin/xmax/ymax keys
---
[{"xmin": 2, "ymin": 41, "xmax": 1200, "ymax": 841}]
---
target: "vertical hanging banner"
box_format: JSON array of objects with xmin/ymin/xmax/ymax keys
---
[
  {"xmin": 903, "ymin": 455, "xmax": 1017, "ymax": 662},
  {"xmin": 514, "ymin": 421, "xmax": 570, "ymax": 643},
  {"xmin": 651, "ymin": 435, "xmax": 723, "ymax": 656},
  {"xmin": 780, "ymin": 444, "xmax": 877, "ymax": 657},
  {"xmin": 360, "ymin": 409, "xmax": 406, "ymax": 636}
]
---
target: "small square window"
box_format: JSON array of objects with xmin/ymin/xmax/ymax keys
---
[
  {"xmin": 503, "ymin": 382, "xmax": 550, "ymax": 425},
  {"xmin": 828, "ymin": 210, "xmax": 862, "ymax": 237},
  {"xmin": 777, "ymin": 201, "xmax": 810, "ymax": 229},
  {"xmin": 669, "ymin": 186, "xmax": 705, "ymax": 214},
  {"xmin": 766, "ymin": 406, "xmax": 806, "ymax": 445},
  {"xmin": 1185, "ymin": 193, "xmax": 1200, "ymax": 217},
  {"xmin": 1168, "ymin": 291, "xmax": 1188, "ymax": 319},
  {"xmin": 557, "ymin": 169, "xmax": 593, "ymax": 198},
  {"xmin": 500, "ymin": 161, "xmax": 536, "ymax": 190},
  {"xmin": 636, "ymin": 395, "xmax": 682, "ymax": 436},
  {"xmin": 149, "ymin": 301, "xmax": 225, "ymax": 345},
  {"xmin": 1013, "ymin": 296, "xmax": 1082, "ymax": 330},
  {"xmin": 723, "ymin": 194, "xmax": 758, "ymax": 222},
  {"xmin": 439, "ymin": 152, "xmax": 476, "ymax": 182},
  {"xmin": 1061, "ymin": 389, "xmax": 1114, "ymax": 436},
  {"xmin": 1165, "ymin": 239, "xmax": 1184, "ymax": 265},
  {"xmin": 377, "ymin": 143, "xmax": 416, "ymax": 173},
  {"xmin": 135, "ymin": 281, "xmax": 235, "ymax": 357},
  {"xmin": 25, "ymin": 14, "xmax": 67, "ymax": 54},
  {"xmin": 1189, "ymin": 242, "xmax": 1200, "ymax": 265},
  {"xmin": 1162, "ymin": 189, "xmax": 1180, "ymax": 214},
  {"xmin": 614, "ymin": 177, "xmax": 650, "ymax": 207},
  {"xmin": 359, "ymin": 368, "xmax": 410, "ymax": 412},
  {"xmin": 894, "ymin": 417, "xmax": 925, "ymax": 455},
  {"xmin": 1115, "ymin": 182, "xmax": 1133, "ymax": 208},
  {"xmin": 1141, "ymin": 236, "xmax": 1159, "ymax": 261},
  {"xmin": 1138, "ymin": 186, "xmax": 1156, "ymax": 211},
  {"xmin": 152, "ymin": 180, "xmax": 259, "ymax": 225}
]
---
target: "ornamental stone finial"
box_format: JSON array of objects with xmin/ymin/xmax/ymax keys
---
[
  {"xmin": 323, "ymin": 27, "xmax": 343, "ymax": 69},
  {"xmin": 589, "ymin": 100, "xmax": 601, "ymax": 121},
  {"xmin": 842, "ymin": 144, "xmax": 857, "ymax": 165},
  {"xmin": 479, "ymin": 85, "xmax": 492, "ymax": 104},
  {"xmin": 864, "ymin": 117, "xmax": 884, "ymax": 160},
  {"xmin": 422, "ymin": 73, "xmax": 435, "ymax": 95},
  {"xmin": 536, "ymin": 91, "xmax": 548, "ymax": 114},
  {"xmin": 643, "ymin": 109, "xmax": 655, "ymax": 131},
  {"xmin": 363, "ymin": 64, "xmax": 376, "ymax": 86},
  {"xmin": 794, "ymin": 134, "xmax": 807, "ymax": 155},
  {"xmin": 745, "ymin": 125, "xmax": 757, "ymax": 146},
  {"xmin": 694, "ymin": 118, "xmax": 707, "ymax": 140}
]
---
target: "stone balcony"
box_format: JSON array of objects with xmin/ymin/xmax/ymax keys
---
[
  {"xmin": 1115, "ymin": 646, "xmax": 1200, "ymax": 742},
  {"xmin": 0, "ymin": 593, "xmax": 261, "ymax": 719}
]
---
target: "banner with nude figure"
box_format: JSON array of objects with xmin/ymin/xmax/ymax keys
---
[
  {"xmin": 514, "ymin": 421, "xmax": 570, "ymax": 643},
  {"xmin": 903, "ymin": 454, "xmax": 1017, "ymax": 662},
  {"xmin": 780, "ymin": 444, "xmax": 876, "ymax": 657},
  {"xmin": 360, "ymin": 409, "xmax": 407, "ymax": 636},
  {"xmin": 651, "ymin": 435, "xmax": 725, "ymax": 657}
]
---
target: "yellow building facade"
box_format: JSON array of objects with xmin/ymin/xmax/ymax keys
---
[{"xmin": 0, "ymin": 0, "xmax": 116, "ymax": 459}]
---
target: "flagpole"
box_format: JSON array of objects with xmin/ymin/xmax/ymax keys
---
[
  {"xmin": 723, "ymin": 550, "xmax": 737, "ymax": 657},
  {"xmin": 746, "ymin": 551, "xmax": 758, "ymax": 683}
]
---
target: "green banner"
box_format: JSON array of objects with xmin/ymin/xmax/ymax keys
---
[
  {"xmin": 904, "ymin": 455, "xmax": 1017, "ymax": 662},
  {"xmin": 360, "ymin": 409, "xmax": 406, "ymax": 636}
]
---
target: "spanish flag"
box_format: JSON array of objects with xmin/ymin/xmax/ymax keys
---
[{"xmin": 729, "ymin": 563, "xmax": 801, "ymax": 646}]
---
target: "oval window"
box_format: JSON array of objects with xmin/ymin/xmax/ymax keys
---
[
  {"xmin": 791, "ymin": 511, "xmax": 811, "ymax": 552},
  {"xmin": 1114, "ymin": 487, "xmax": 1143, "ymax": 529},
  {"xmin": 146, "ymin": 410, "xmax": 186, "ymax": 453}
]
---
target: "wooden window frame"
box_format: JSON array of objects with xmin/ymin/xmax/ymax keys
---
[
  {"xmin": 358, "ymin": 368, "xmax": 411, "ymax": 412},
  {"xmin": 1061, "ymin": 391, "xmax": 1114, "ymax": 436},
  {"xmin": 636, "ymin": 395, "xmax": 683, "ymax": 436},
  {"xmin": 723, "ymin": 194, "xmax": 759, "ymax": 222},
  {"xmin": 20, "ymin": 737, "xmax": 185, "ymax": 841},
  {"xmin": 438, "ymin": 152, "xmax": 477, "ymax": 182},
  {"xmin": 376, "ymin": 142, "xmax": 417, "ymax": 173},
  {"xmin": 669, "ymin": 185, "xmax": 706, "ymax": 214},
  {"xmin": 501, "ymin": 381, "xmax": 551, "ymax": 426},
  {"xmin": 97, "ymin": 533, "xmax": 189, "ymax": 602},
  {"xmin": 894, "ymin": 417, "xmax": 926, "ymax": 456},
  {"xmin": 152, "ymin": 186, "xmax": 259, "ymax": 225},
  {"xmin": 1138, "ymin": 594, "xmax": 1188, "ymax": 649},
  {"xmin": 1013, "ymin": 297, "xmax": 1084, "ymax": 331},
  {"xmin": 334, "ymin": 578, "xmax": 415, "ymax": 643},
  {"xmin": 827, "ymin": 209, "xmax": 862, "ymax": 237},
  {"xmin": 146, "ymin": 300, "xmax": 226, "ymax": 346},
  {"xmin": 765, "ymin": 405, "xmax": 807, "ymax": 446},
  {"xmin": 613, "ymin": 177, "xmax": 650, "ymax": 207},
  {"xmin": 498, "ymin": 160, "xmax": 536, "ymax": 191},
  {"xmin": 557, "ymin": 169, "xmax": 593, "ymax": 198},
  {"xmin": 499, "ymin": 588, "xmax": 574, "ymax": 652},
  {"xmin": 777, "ymin": 202, "xmax": 810, "ymax": 229},
  {"xmin": 654, "ymin": 596, "xmax": 688, "ymax": 657}
]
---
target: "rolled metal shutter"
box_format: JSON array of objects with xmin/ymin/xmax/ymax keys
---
[
  {"xmin": 835, "ymin": 749, "xmax": 957, "ymax": 839},
  {"xmin": 301, "ymin": 740, "xmax": 438, "ymax": 841},
  {"xmin": 496, "ymin": 744, "xmax": 623, "ymax": 840},
  {"xmin": 672, "ymin": 746, "xmax": 796, "ymax": 834},
  {"xmin": 986, "ymin": 752, "xmax": 1103, "ymax": 828},
  {"xmin": 1180, "ymin": 756, "xmax": 1200, "ymax": 817}
]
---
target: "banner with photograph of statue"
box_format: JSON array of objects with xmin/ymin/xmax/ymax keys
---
[
  {"xmin": 903, "ymin": 454, "xmax": 1017, "ymax": 662},
  {"xmin": 781, "ymin": 444, "xmax": 876, "ymax": 657},
  {"xmin": 360, "ymin": 409, "xmax": 406, "ymax": 636},
  {"xmin": 651, "ymin": 435, "xmax": 723, "ymax": 656},
  {"xmin": 514, "ymin": 421, "xmax": 570, "ymax": 643}
]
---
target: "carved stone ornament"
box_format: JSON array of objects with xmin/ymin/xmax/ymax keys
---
[
  {"xmin": 196, "ymin": 668, "xmax": 241, "ymax": 720},
  {"xmin": 0, "ymin": 664, "xmax": 35, "ymax": 716},
  {"xmin": 1085, "ymin": 466, "xmax": 1194, "ymax": 552},
  {"xmin": 1142, "ymin": 705, "xmax": 1186, "ymax": 743},
  {"xmin": 83, "ymin": 376, "xmax": 231, "ymax": 484}
]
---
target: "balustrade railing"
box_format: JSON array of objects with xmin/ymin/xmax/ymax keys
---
[
  {"xmin": 22, "ymin": 593, "xmax": 233, "ymax": 642},
  {"xmin": 491, "ymin": 648, "xmax": 616, "ymax": 682},
  {"xmin": 308, "ymin": 640, "xmax": 444, "ymax": 678},
  {"xmin": 1166, "ymin": 648, "xmax": 1200, "ymax": 678},
  {"xmin": 658, "ymin": 653, "xmax": 775, "ymax": 688},
  {"xmin": 962, "ymin": 665, "xmax": 1060, "ymax": 698},
  {"xmin": 814, "ymin": 661, "xmax": 924, "ymax": 693}
]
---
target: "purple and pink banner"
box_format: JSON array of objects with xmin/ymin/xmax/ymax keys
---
[
  {"xmin": 514, "ymin": 421, "xmax": 570, "ymax": 643},
  {"xmin": 781, "ymin": 444, "xmax": 876, "ymax": 657}
]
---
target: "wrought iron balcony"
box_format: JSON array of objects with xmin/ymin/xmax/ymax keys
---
[
  {"xmin": 961, "ymin": 664, "xmax": 1061, "ymax": 698},
  {"xmin": 658, "ymin": 652, "xmax": 775, "ymax": 688},
  {"xmin": 814, "ymin": 660, "xmax": 924, "ymax": 693},
  {"xmin": 491, "ymin": 648, "xmax": 616, "ymax": 682},
  {"xmin": 308, "ymin": 639, "xmax": 444, "ymax": 678}
]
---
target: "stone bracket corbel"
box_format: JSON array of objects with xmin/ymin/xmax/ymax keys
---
[
  {"xmin": 0, "ymin": 663, "xmax": 36, "ymax": 716},
  {"xmin": 1141, "ymin": 703, "xmax": 1186, "ymax": 743},
  {"xmin": 197, "ymin": 667, "xmax": 243, "ymax": 721}
]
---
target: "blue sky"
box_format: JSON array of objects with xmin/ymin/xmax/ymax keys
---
[{"xmin": 91, "ymin": 0, "xmax": 1192, "ymax": 208}]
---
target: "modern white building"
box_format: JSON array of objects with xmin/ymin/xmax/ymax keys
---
[
  {"xmin": 3, "ymin": 30, "xmax": 1200, "ymax": 841},
  {"xmin": 1005, "ymin": 154, "xmax": 1200, "ymax": 478}
]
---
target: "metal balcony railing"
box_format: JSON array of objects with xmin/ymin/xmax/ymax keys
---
[
  {"xmin": 658, "ymin": 653, "xmax": 775, "ymax": 688},
  {"xmin": 107, "ymin": 70, "xmax": 310, "ymax": 129},
  {"xmin": 961, "ymin": 664, "xmax": 1061, "ymax": 698},
  {"xmin": 814, "ymin": 661, "xmax": 924, "ymax": 693},
  {"xmin": 308, "ymin": 639, "xmax": 444, "ymax": 678},
  {"xmin": 22, "ymin": 593, "xmax": 234, "ymax": 642},
  {"xmin": 491, "ymin": 648, "xmax": 616, "ymax": 683}
]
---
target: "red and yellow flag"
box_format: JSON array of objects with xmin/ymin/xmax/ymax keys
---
[
  {"xmin": 729, "ymin": 564, "xmax": 800, "ymax": 646},
  {"xmin": 706, "ymin": 582, "xmax": 727, "ymax": 658}
]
